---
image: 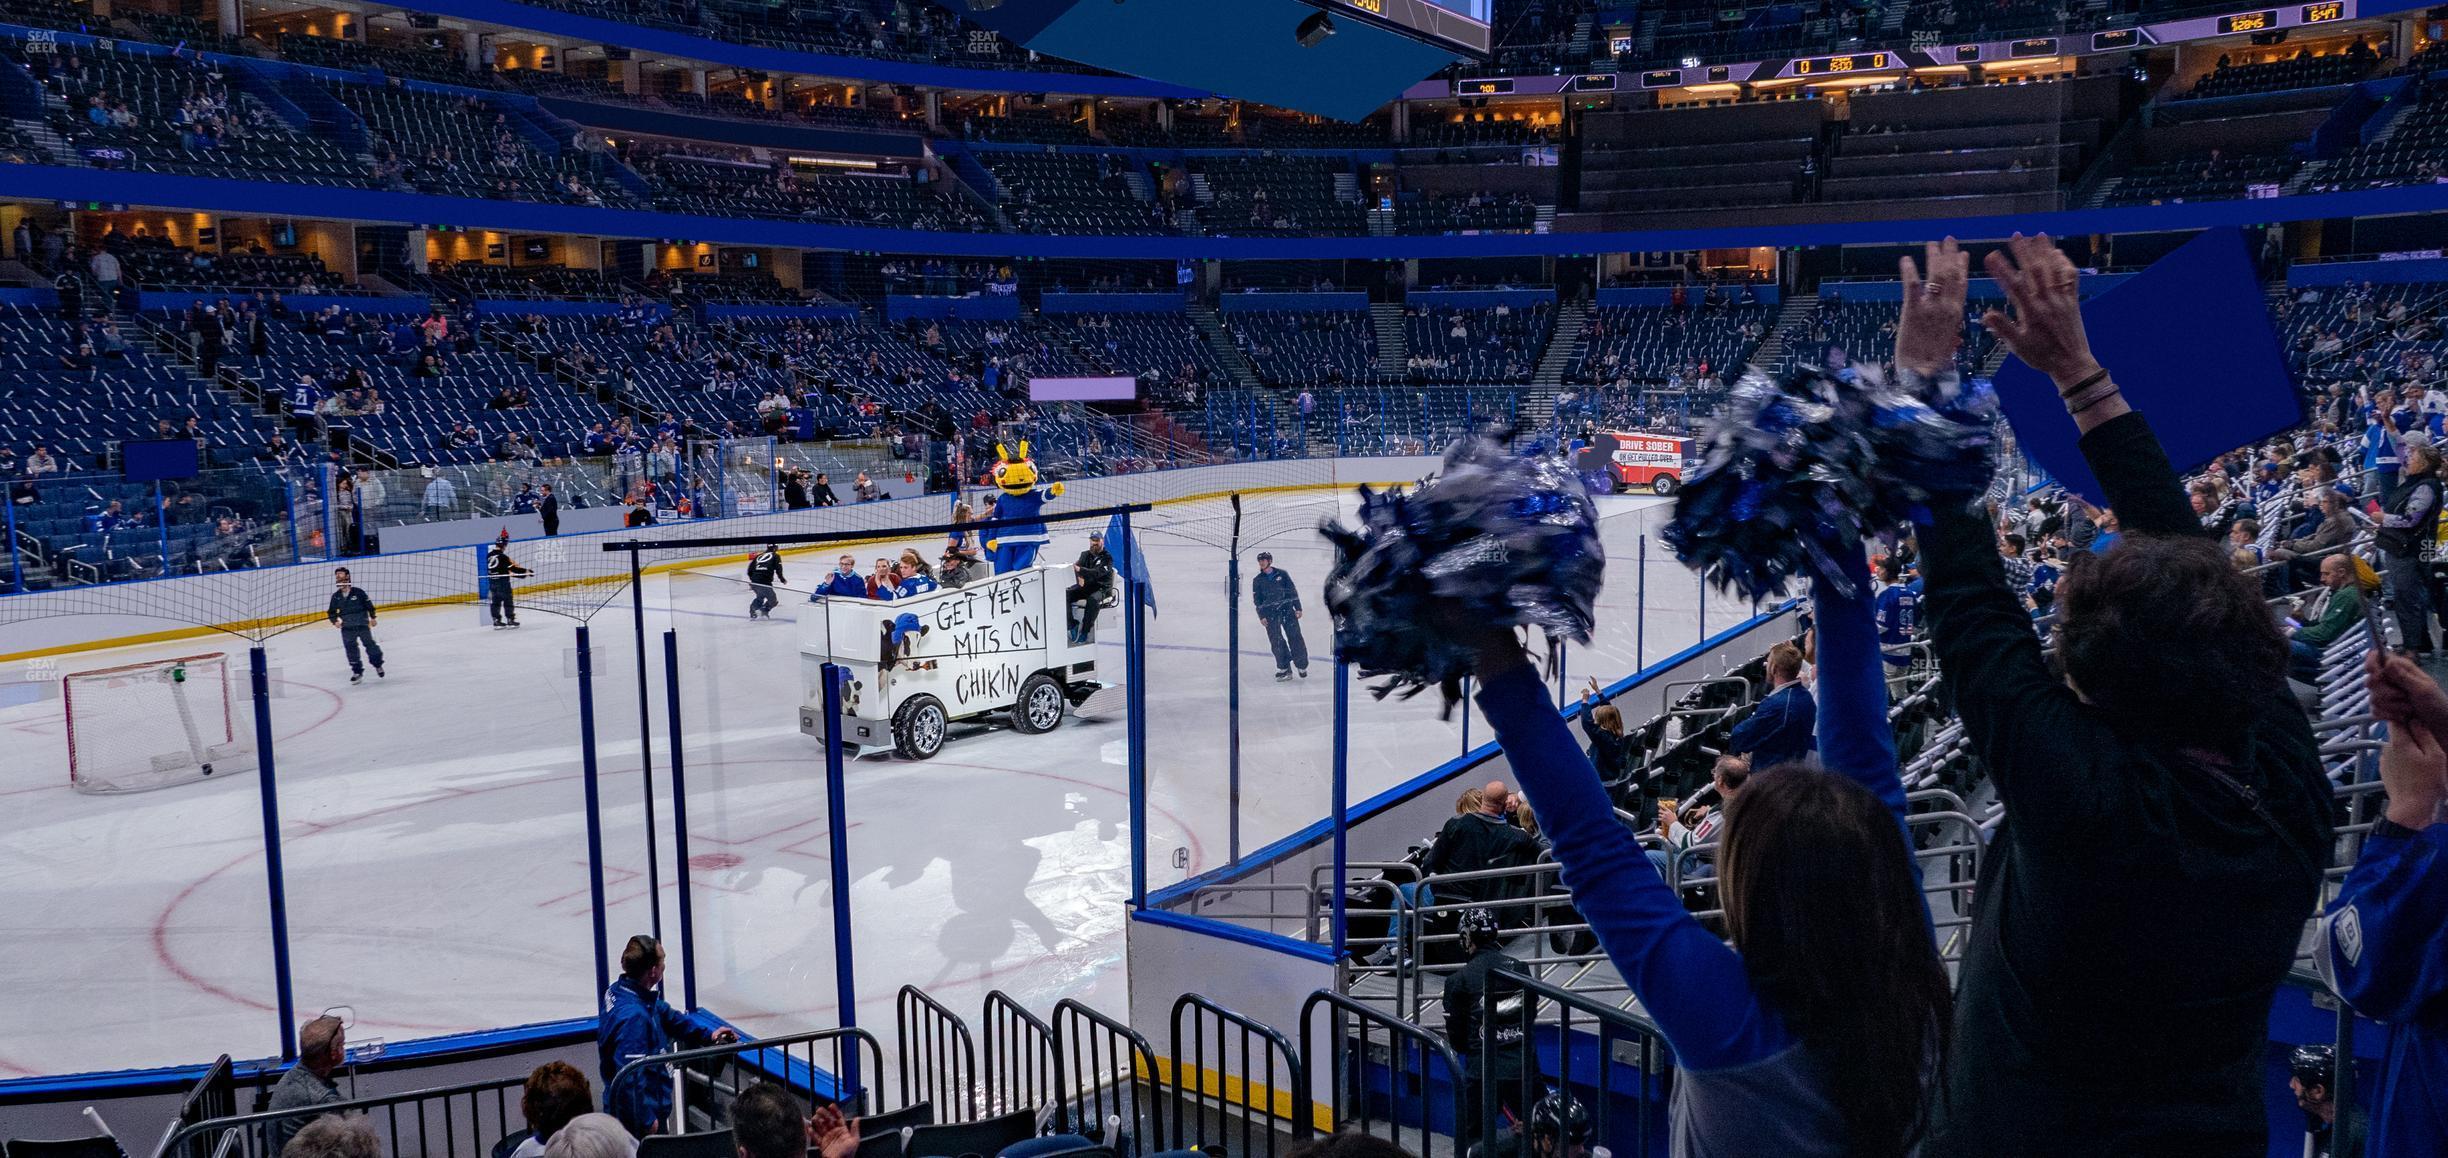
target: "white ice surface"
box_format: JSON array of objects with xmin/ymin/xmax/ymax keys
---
[{"xmin": 0, "ymin": 489, "xmax": 1691, "ymax": 1079}]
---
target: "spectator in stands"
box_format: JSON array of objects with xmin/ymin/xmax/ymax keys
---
[
  {"xmin": 866, "ymin": 558, "xmax": 896, "ymax": 599},
  {"xmin": 1441, "ymin": 907, "xmax": 1535, "ymax": 1145},
  {"xmin": 282, "ymin": 1115, "xmax": 377, "ymax": 1158},
  {"xmin": 542, "ymin": 1115, "xmax": 636, "ymax": 1158},
  {"xmin": 1728, "ymin": 641, "xmax": 1814, "ymax": 768},
  {"xmin": 1463, "ymin": 517, "xmax": 1940, "ymax": 1150},
  {"xmin": 2272, "ymin": 489, "xmax": 2356, "ymax": 587},
  {"xmin": 2375, "ymin": 441, "xmax": 2441, "ymax": 655},
  {"xmin": 2283, "ymin": 1045, "xmax": 2361, "ymax": 1158},
  {"xmin": 422, "ymin": 470, "xmax": 459, "ymax": 518},
  {"xmin": 1919, "ymin": 236, "xmax": 2331, "ymax": 1152},
  {"xmin": 1654, "ymin": 754, "xmax": 1748, "ymax": 880},
  {"xmin": 2318, "ymin": 649, "xmax": 2448, "ymax": 1152},
  {"xmin": 265, "ymin": 1014, "xmax": 347, "ymax": 1152},
  {"xmin": 501, "ymin": 1062, "xmax": 594, "ymax": 1158},
  {"xmin": 2287, "ymin": 554, "xmax": 2366, "ymax": 681},
  {"xmin": 1579, "ymin": 677, "xmax": 1634, "ymax": 801},
  {"xmin": 600, "ymin": 934, "xmax": 734, "ymax": 1137},
  {"xmin": 1422, "ymin": 780, "xmax": 1540, "ymax": 909},
  {"xmin": 854, "ymin": 472, "xmax": 879, "ymax": 502},
  {"xmin": 25, "ymin": 445, "xmax": 57, "ymax": 478}
]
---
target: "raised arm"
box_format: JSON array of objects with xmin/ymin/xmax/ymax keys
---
[
  {"xmin": 1908, "ymin": 237, "xmax": 2113, "ymax": 814},
  {"xmin": 1810, "ymin": 548, "xmax": 1906, "ymax": 837},
  {"xmin": 1470, "ymin": 642, "xmax": 1792, "ymax": 1070}
]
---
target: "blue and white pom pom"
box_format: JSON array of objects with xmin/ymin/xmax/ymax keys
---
[
  {"xmin": 1665, "ymin": 365, "xmax": 1999, "ymax": 601},
  {"xmin": 1322, "ymin": 427, "xmax": 1604, "ymax": 712}
]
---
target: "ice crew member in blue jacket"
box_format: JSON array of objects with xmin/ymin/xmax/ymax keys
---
[
  {"xmin": 812, "ymin": 554, "xmax": 869, "ymax": 601},
  {"xmin": 600, "ymin": 934, "xmax": 735, "ymax": 1137},
  {"xmin": 1727, "ymin": 641, "xmax": 1814, "ymax": 769},
  {"xmin": 2320, "ymin": 649, "xmax": 2448, "ymax": 1156},
  {"xmin": 1251, "ymin": 552, "xmax": 1309, "ymax": 681}
]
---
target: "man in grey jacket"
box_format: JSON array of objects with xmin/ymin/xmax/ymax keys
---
[
  {"xmin": 326, "ymin": 567, "xmax": 385, "ymax": 684},
  {"xmin": 264, "ymin": 1015, "xmax": 347, "ymax": 1152}
]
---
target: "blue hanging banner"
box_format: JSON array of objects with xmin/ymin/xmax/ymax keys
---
[
  {"xmin": 1105, "ymin": 513, "xmax": 1157, "ymax": 615},
  {"xmin": 1992, "ymin": 227, "xmax": 2301, "ymax": 507}
]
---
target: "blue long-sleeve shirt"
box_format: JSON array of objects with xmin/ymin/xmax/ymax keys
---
[
  {"xmin": 599, "ymin": 977, "xmax": 715, "ymax": 1135},
  {"xmin": 812, "ymin": 571, "xmax": 868, "ymax": 600},
  {"xmin": 1474, "ymin": 557, "xmax": 1906, "ymax": 1130},
  {"xmin": 2322, "ymin": 816, "xmax": 2448, "ymax": 1155},
  {"xmin": 1729, "ymin": 682, "xmax": 1815, "ymax": 768}
]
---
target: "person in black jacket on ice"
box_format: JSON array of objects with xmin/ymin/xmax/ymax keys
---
[
  {"xmin": 1067, "ymin": 532, "xmax": 1114, "ymax": 644},
  {"xmin": 539, "ymin": 483, "xmax": 560, "ymax": 536},
  {"xmin": 487, "ymin": 532, "xmax": 534, "ymax": 628},
  {"xmin": 1251, "ymin": 552, "xmax": 1309, "ymax": 680},
  {"xmin": 326, "ymin": 566, "xmax": 384, "ymax": 683},
  {"xmin": 1911, "ymin": 236, "xmax": 2332, "ymax": 1154},
  {"xmin": 747, "ymin": 544, "xmax": 786, "ymax": 619}
]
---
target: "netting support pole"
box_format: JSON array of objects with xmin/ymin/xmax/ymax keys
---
[
  {"xmin": 280, "ymin": 471, "xmax": 301, "ymax": 563},
  {"xmin": 662, "ymin": 629, "xmax": 699, "ymax": 1011},
  {"xmin": 1331, "ymin": 659, "xmax": 1350, "ymax": 961},
  {"xmin": 1636, "ymin": 534, "xmax": 1647, "ymax": 668},
  {"xmin": 628, "ymin": 547, "xmax": 663, "ymax": 943},
  {"xmin": 1124, "ymin": 510, "xmax": 1148, "ymax": 910},
  {"xmin": 4, "ymin": 489, "xmax": 21, "ymax": 591},
  {"xmin": 1697, "ymin": 567, "xmax": 1707, "ymax": 645},
  {"xmin": 153, "ymin": 480, "xmax": 169, "ymax": 567},
  {"xmin": 318, "ymin": 460, "xmax": 336, "ymax": 564},
  {"xmin": 577, "ymin": 625, "xmax": 613, "ymax": 999},
  {"xmin": 1460, "ymin": 676, "xmax": 1471, "ymax": 756},
  {"xmin": 1226, "ymin": 554, "xmax": 1242, "ymax": 864},
  {"xmin": 248, "ymin": 646, "xmax": 299, "ymax": 1062},
  {"xmin": 819, "ymin": 661, "xmax": 859, "ymax": 1038}
]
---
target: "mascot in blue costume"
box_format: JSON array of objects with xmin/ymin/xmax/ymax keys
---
[{"xmin": 983, "ymin": 441, "xmax": 1063, "ymax": 574}]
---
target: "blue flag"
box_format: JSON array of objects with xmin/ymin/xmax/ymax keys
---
[
  {"xmin": 1104, "ymin": 514, "xmax": 1156, "ymax": 616},
  {"xmin": 1992, "ymin": 227, "xmax": 2301, "ymax": 508}
]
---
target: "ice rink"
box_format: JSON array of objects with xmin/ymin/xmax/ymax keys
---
[{"xmin": 0, "ymin": 484, "xmax": 1709, "ymax": 1079}]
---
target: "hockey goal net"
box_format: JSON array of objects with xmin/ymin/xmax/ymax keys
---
[{"xmin": 64, "ymin": 652, "xmax": 254, "ymax": 794}]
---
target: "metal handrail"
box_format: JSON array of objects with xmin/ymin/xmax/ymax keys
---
[
  {"xmin": 157, "ymin": 1071, "xmax": 528, "ymax": 1158},
  {"xmin": 608, "ymin": 1026, "xmax": 884, "ymax": 1133},
  {"xmin": 1296, "ymin": 989, "xmax": 1462, "ymax": 1156},
  {"xmin": 897, "ymin": 985, "xmax": 981, "ymax": 1124}
]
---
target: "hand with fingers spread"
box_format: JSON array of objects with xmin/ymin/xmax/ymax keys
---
[
  {"xmin": 1978, "ymin": 233, "xmax": 2100, "ymax": 387},
  {"xmin": 809, "ymin": 1103, "xmax": 862, "ymax": 1158},
  {"xmin": 1897, "ymin": 238, "xmax": 1970, "ymax": 377}
]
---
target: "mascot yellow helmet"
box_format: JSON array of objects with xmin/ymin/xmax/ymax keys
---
[{"xmin": 993, "ymin": 442, "xmax": 1040, "ymax": 496}]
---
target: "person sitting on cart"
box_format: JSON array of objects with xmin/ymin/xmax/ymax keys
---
[{"xmin": 1068, "ymin": 531, "xmax": 1115, "ymax": 645}]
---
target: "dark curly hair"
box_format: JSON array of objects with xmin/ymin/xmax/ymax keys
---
[{"xmin": 2057, "ymin": 533, "xmax": 2287, "ymax": 753}]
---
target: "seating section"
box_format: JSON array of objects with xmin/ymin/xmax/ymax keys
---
[
  {"xmin": 21, "ymin": 43, "xmax": 366, "ymax": 187},
  {"xmin": 980, "ymin": 152, "xmax": 1169, "ymax": 236},
  {"xmin": 1193, "ymin": 157, "xmax": 1364, "ymax": 236},
  {"xmin": 1570, "ymin": 301, "xmax": 1770, "ymax": 386},
  {"xmin": 1223, "ymin": 309, "xmax": 1380, "ymax": 386},
  {"xmin": 1402, "ymin": 305, "xmax": 1552, "ymax": 383},
  {"xmin": 1780, "ymin": 292, "xmax": 1999, "ymax": 375},
  {"xmin": 2105, "ymin": 150, "xmax": 2299, "ymax": 205},
  {"xmin": 2314, "ymin": 86, "xmax": 2448, "ymax": 192},
  {"xmin": 344, "ymin": 83, "xmax": 628, "ymax": 205},
  {"xmin": 642, "ymin": 150, "xmax": 989, "ymax": 232},
  {"xmin": 1395, "ymin": 192, "xmax": 1538, "ymax": 235},
  {"xmin": 430, "ymin": 263, "xmax": 631, "ymax": 301},
  {"xmin": 278, "ymin": 33, "xmax": 501, "ymax": 87},
  {"xmin": 2279, "ymin": 280, "xmax": 2448, "ymax": 382},
  {"xmin": 120, "ymin": 242, "xmax": 344, "ymax": 293},
  {"xmin": 228, "ymin": 307, "xmax": 620, "ymax": 464},
  {"xmin": 2182, "ymin": 47, "xmax": 2378, "ymax": 100}
]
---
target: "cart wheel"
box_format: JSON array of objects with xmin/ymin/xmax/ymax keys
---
[
  {"xmin": 1011, "ymin": 672, "xmax": 1066, "ymax": 735},
  {"xmin": 892, "ymin": 695, "xmax": 948, "ymax": 760},
  {"xmin": 1651, "ymin": 473, "xmax": 1679, "ymax": 497}
]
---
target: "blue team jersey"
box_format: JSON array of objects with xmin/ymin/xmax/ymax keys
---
[
  {"xmin": 896, "ymin": 574, "xmax": 940, "ymax": 598},
  {"xmin": 1875, "ymin": 583, "xmax": 1920, "ymax": 666}
]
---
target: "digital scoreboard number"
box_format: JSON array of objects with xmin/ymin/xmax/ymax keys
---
[
  {"xmin": 2300, "ymin": 0, "xmax": 2346, "ymax": 22},
  {"xmin": 1454, "ymin": 78, "xmax": 1515, "ymax": 96},
  {"xmin": 2216, "ymin": 8, "xmax": 2279, "ymax": 33},
  {"xmin": 2008, "ymin": 36, "xmax": 2060, "ymax": 56},
  {"xmin": 1790, "ymin": 51, "xmax": 1895, "ymax": 76}
]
